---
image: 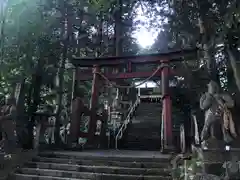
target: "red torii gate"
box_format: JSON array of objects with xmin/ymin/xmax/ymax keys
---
[{"xmin": 71, "ymin": 48, "xmax": 197, "ymax": 151}]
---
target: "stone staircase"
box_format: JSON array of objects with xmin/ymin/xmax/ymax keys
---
[
  {"xmin": 122, "ymin": 102, "xmax": 161, "ymax": 150},
  {"xmin": 9, "ymin": 150, "xmax": 172, "ymax": 180}
]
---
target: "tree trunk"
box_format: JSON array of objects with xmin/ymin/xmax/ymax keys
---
[
  {"xmin": 198, "ymin": 17, "xmax": 218, "ymax": 83},
  {"xmin": 226, "ymin": 48, "xmax": 240, "ymax": 92},
  {"xmin": 114, "ymin": 0, "xmax": 123, "ymax": 57},
  {"xmin": 0, "ymin": 0, "xmax": 8, "ymax": 63},
  {"xmin": 197, "ymin": 0, "xmax": 219, "ymax": 83},
  {"xmin": 54, "ymin": 4, "xmax": 71, "ymax": 145},
  {"xmin": 26, "ymin": 59, "xmax": 43, "ymax": 149}
]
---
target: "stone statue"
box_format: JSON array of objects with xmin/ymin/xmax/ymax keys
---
[
  {"xmin": 47, "ymin": 113, "xmax": 56, "ymax": 145},
  {"xmin": 200, "ymin": 81, "xmax": 236, "ymax": 144},
  {"xmin": 112, "ymin": 96, "xmax": 119, "ymax": 111},
  {"xmin": 69, "ymin": 96, "xmax": 85, "ymax": 146}
]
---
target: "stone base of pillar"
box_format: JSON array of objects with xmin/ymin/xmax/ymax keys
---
[{"xmin": 161, "ymin": 145, "xmax": 176, "ymax": 154}]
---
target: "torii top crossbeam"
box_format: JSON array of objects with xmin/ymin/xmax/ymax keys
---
[{"xmin": 71, "ymin": 48, "xmax": 197, "ymax": 67}]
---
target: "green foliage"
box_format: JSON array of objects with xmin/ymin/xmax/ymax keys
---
[
  {"xmin": 88, "ymin": 0, "xmax": 115, "ymax": 11},
  {"xmin": 1, "ymin": 0, "xmax": 239, "ymax": 113},
  {"xmin": 174, "ymin": 156, "xmax": 203, "ymax": 180},
  {"xmin": 0, "ymin": 0, "xmax": 141, "ymax": 109}
]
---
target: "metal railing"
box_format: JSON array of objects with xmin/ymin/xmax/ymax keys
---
[{"xmin": 115, "ymin": 97, "xmax": 141, "ymax": 149}]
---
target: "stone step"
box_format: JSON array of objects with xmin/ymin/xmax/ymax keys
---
[
  {"xmin": 138, "ymin": 103, "xmax": 161, "ymax": 106},
  {"xmin": 129, "ymin": 123, "xmax": 161, "ymax": 127},
  {"xmin": 24, "ymin": 162, "xmax": 170, "ymax": 176},
  {"xmin": 32, "ymin": 157, "xmax": 169, "ymax": 169},
  {"xmin": 12, "ymin": 150, "xmax": 171, "ymax": 179},
  {"xmin": 13, "ymin": 174, "xmax": 87, "ymax": 180},
  {"xmin": 131, "ymin": 125, "xmax": 160, "ymax": 129},
  {"xmin": 133, "ymin": 119, "xmax": 160, "ymax": 122},
  {"xmin": 129, "ymin": 128, "xmax": 160, "ymax": 132},
  {"xmin": 128, "ymin": 132, "xmax": 160, "ymax": 136},
  {"xmin": 126, "ymin": 135, "xmax": 160, "ymax": 140},
  {"xmin": 15, "ymin": 168, "xmax": 171, "ymax": 180},
  {"xmin": 123, "ymin": 102, "xmax": 162, "ymax": 151},
  {"xmin": 136, "ymin": 111, "xmax": 159, "ymax": 114},
  {"xmin": 138, "ymin": 110, "xmax": 159, "ymax": 113},
  {"xmin": 137, "ymin": 106, "xmax": 160, "ymax": 108},
  {"xmin": 122, "ymin": 142, "xmax": 159, "ymax": 145},
  {"xmin": 38, "ymin": 152, "xmax": 169, "ymax": 163},
  {"xmin": 122, "ymin": 145, "xmax": 161, "ymax": 151},
  {"xmin": 122, "ymin": 135, "xmax": 161, "ymax": 147},
  {"xmin": 126, "ymin": 132, "xmax": 160, "ymax": 138},
  {"xmin": 124, "ymin": 138, "xmax": 160, "ymax": 142},
  {"xmin": 126, "ymin": 139, "xmax": 160, "ymax": 145},
  {"xmin": 128, "ymin": 127, "xmax": 160, "ymax": 131},
  {"xmin": 125, "ymin": 139, "xmax": 160, "ymax": 144},
  {"xmin": 121, "ymin": 147, "xmax": 161, "ymax": 151},
  {"xmin": 137, "ymin": 108, "xmax": 159, "ymax": 110}
]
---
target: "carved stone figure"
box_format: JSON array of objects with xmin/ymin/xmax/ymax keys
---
[
  {"xmin": 200, "ymin": 81, "xmax": 236, "ymax": 144},
  {"xmin": 69, "ymin": 97, "xmax": 85, "ymax": 146},
  {"xmin": 47, "ymin": 114, "xmax": 56, "ymax": 145},
  {"xmin": 34, "ymin": 105, "xmax": 54, "ymax": 148},
  {"xmin": 95, "ymin": 120, "xmax": 102, "ymax": 136},
  {"xmin": 112, "ymin": 97, "xmax": 120, "ymax": 111},
  {"xmin": 34, "ymin": 113, "xmax": 48, "ymax": 148}
]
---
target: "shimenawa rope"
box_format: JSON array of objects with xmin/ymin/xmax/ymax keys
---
[{"xmin": 94, "ymin": 64, "xmax": 169, "ymax": 89}]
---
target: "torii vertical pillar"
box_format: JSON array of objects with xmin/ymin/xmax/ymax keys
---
[
  {"xmin": 69, "ymin": 67, "xmax": 84, "ymax": 145},
  {"xmin": 88, "ymin": 65, "xmax": 100, "ymax": 142},
  {"xmin": 161, "ymin": 61, "xmax": 173, "ymax": 152},
  {"xmin": 71, "ymin": 68, "xmax": 77, "ymax": 104}
]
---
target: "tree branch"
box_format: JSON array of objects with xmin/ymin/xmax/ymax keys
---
[{"xmin": 226, "ymin": 47, "xmax": 240, "ymax": 92}]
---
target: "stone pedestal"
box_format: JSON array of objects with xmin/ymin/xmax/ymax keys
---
[
  {"xmin": 201, "ymin": 138, "xmax": 225, "ymax": 162},
  {"xmin": 198, "ymin": 138, "xmax": 240, "ymax": 178},
  {"xmin": 229, "ymin": 137, "xmax": 240, "ymax": 149},
  {"xmin": 161, "ymin": 145, "xmax": 176, "ymax": 154}
]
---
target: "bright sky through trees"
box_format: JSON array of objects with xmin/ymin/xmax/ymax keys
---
[
  {"xmin": 134, "ymin": 28, "xmax": 157, "ymax": 48},
  {"xmin": 132, "ymin": 4, "xmax": 158, "ymax": 48},
  {"xmin": 132, "ymin": 2, "xmax": 167, "ymax": 48}
]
